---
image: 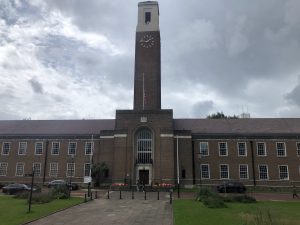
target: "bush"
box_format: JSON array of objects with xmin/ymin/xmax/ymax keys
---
[
  {"xmin": 202, "ymin": 195, "xmax": 227, "ymax": 208},
  {"xmin": 50, "ymin": 185, "xmax": 69, "ymax": 199},
  {"xmin": 195, "ymin": 187, "xmax": 214, "ymax": 201},
  {"xmin": 29, "ymin": 193, "xmax": 54, "ymax": 204},
  {"xmin": 223, "ymin": 194, "xmax": 256, "ymax": 203},
  {"xmin": 195, "ymin": 187, "xmax": 227, "ymax": 208},
  {"xmin": 14, "ymin": 191, "xmax": 29, "ymax": 199}
]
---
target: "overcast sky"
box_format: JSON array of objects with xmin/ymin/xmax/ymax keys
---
[{"xmin": 1, "ymin": 0, "xmax": 300, "ymax": 120}]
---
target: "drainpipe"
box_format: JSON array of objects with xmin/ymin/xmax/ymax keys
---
[
  {"xmin": 192, "ymin": 140, "xmax": 195, "ymax": 185},
  {"xmin": 176, "ymin": 136, "xmax": 180, "ymax": 198},
  {"xmin": 43, "ymin": 140, "xmax": 49, "ymax": 184},
  {"xmin": 250, "ymin": 141, "xmax": 256, "ymax": 187}
]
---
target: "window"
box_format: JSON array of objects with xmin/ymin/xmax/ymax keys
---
[
  {"xmin": 68, "ymin": 142, "xmax": 77, "ymax": 155},
  {"xmin": 220, "ymin": 164, "xmax": 229, "ymax": 179},
  {"xmin": 199, "ymin": 142, "xmax": 209, "ymax": 156},
  {"xmin": 136, "ymin": 128, "xmax": 153, "ymax": 164},
  {"xmin": 276, "ymin": 142, "xmax": 286, "ymax": 157},
  {"xmin": 84, "ymin": 163, "xmax": 91, "ymax": 177},
  {"xmin": 258, "ymin": 165, "xmax": 268, "ymax": 180},
  {"xmin": 238, "ymin": 142, "xmax": 247, "ymax": 156},
  {"xmin": 200, "ymin": 164, "xmax": 210, "ymax": 179},
  {"xmin": 145, "ymin": 12, "xmax": 151, "ymax": 24},
  {"xmin": 2, "ymin": 142, "xmax": 11, "ymax": 155},
  {"xmin": 15, "ymin": 163, "xmax": 25, "ymax": 176},
  {"xmin": 49, "ymin": 162, "xmax": 58, "ymax": 177},
  {"xmin": 35, "ymin": 142, "xmax": 43, "ymax": 155},
  {"xmin": 0, "ymin": 162, "xmax": 8, "ymax": 176},
  {"xmin": 66, "ymin": 163, "xmax": 75, "ymax": 177},
  {"xmin": 85, "ymin": 142, "xmax": 94, "ymax": 155},
  {"xmin": 279, "ymin": 165, "xmax": 289, "ymax": 180},
  {"xmin": 33, "ymin": 163, "xmax": 41, "ymax": 177},
  {"xmin": 219, "ymin": 142, "xmax": 228, "ymax": 156},
  {"xmin": 239, "ymin": 164, "xmax": 248, "ymax": 179},
  {"xmin": 18, "ymin": 142, "xmax": 27, "ymax": 155},
  {"xmin": 257, "ymin": 142, "xmax": 266, "ymax": 156},
  {"xmin": 297, "ymin": 142, "xmax": 300, "ymax": 156},
  {"xmin": 51, "ymin": 142, "xmax": 60, "ymax": 155}
]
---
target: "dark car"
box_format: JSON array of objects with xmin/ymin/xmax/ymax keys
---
[
  {"xmin": 48, "ymin": 180, "xmax": 79, "ymax": 190},
  {"xmin": 2, "ymin": 183, "xmax": 38, "ymax": 195},
  {"xmin": 217, "ymin": 181, "xmax": 246, "ymax": 193}
]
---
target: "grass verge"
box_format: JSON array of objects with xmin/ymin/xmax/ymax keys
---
[
  {"xmin": 0, "ymin": 195, "xmax": 82, "ymax": 225},
  {"xmin": 174, "ymin": 199, "xmax": 300, "ymax": 225}
]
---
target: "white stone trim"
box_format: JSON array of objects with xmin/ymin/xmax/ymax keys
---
[
  {"xmin": 100, "ymin": 136, "xmax": 114, "ymax": 139},
  {"xmin": 160, "ymin": 134, "xmax": 174, "ymax": 138},
  {"xmin": 114, "ymin": 134, "xmax": 127, "ymax": 138},
  {"xmin": 174, "ymin": 136, "xmax": 192, "ymax": 139}
]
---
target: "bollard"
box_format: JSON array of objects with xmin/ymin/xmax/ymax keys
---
[
  {"xmin": 108, "ymin": 189, "xmax": 110, "ymax": 199},
  {"xmin": 132, "ymin": 189, "xmax": 134, "ymax": 200},
  {"xmin": 170, "ymin": 191, "xmax": 173, "ymax": 204},
  {"xmin": 119, "ymin": 190, "xmax": 122, "ymax": 199},
  {"xmin": 144, "ymin": 190, "xmax": 147, "ymax": 200},
  {"xmin": 157, "ymin": 191, "xmax": 159, "ymax": 200},
  {"xmin": 95, "ymin": 191, "xmax": 98, "ymax": 199},
  {"xmin": 90, "ymin": 191, "xmax": 93, "ymax": 201},
  {"xmin": 84, "ymin": 194, "xmax": 87, "ymax": 202}
]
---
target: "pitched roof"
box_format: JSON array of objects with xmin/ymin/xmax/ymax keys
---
[
  {"xmin": 174, "ymin": 118, "xmax": 300, "ymax": 135},
  {"xmin": 0, "ymin": 120, "xmax": 115, "ymax": 136}
]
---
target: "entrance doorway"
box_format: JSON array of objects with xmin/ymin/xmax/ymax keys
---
[{"xmin": 139, "ymin": 169, "xmax": 149, "ymax": 185}]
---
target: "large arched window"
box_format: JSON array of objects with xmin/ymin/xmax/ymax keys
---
[{"xmin": 136, "ymin": 128, "xmax": 153, "ymax": 164}]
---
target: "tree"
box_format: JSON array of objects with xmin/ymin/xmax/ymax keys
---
[
  {"xmin": 91, "ymin": 162, "xmax": 109, "ymax": 187},
  {"xmin": 207, "ymin": 112, "xmax": 239, "ymax": 119}
]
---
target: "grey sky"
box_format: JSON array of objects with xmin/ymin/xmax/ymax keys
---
[{"xmin": 0, "ymin": 0, "xmax": 300, "ymax": 119}]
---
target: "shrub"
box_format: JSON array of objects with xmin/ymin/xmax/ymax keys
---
[
  {"xmin": 195, "ymin": 187, "xmax": 227, "ymax": 208},
  {"xmin": 202, "ymin": 195, "xmax": 227, "ymax": 208},
  {"xmin": 223, "ymin": 194, "xmax": 256, "ymax": 203},
  {"xmin": 14, "ymin": 191, "xmax": 29, "ymax": 199},
  {"xmin": 195, "ymin": 187, "xmax": 214, "ymax": 201},
  {"xmin": 29, "ymin": 193, "xmax": 54, "ymax": 204},
  {"xmin": 50, "ymin": 185, "xmax": 69, "ymax": 199}
]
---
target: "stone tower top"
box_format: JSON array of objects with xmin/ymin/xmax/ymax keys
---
[{"xmin": 137, "ymin": 1, "xmax": 159, "ymax": 32}]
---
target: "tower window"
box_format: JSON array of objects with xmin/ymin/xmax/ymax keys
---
[{"xmin": 145, "ymin": 12, "xmax": 151, "ymax": 24}]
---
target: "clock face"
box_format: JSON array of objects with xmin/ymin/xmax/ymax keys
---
[{"xmin": 139, "ymin": 34, "xmax": 155, "ymax": 48}]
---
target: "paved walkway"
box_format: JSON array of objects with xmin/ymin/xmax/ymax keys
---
[{"xmin": 28, "ymin": 191, "xmax": 173, "ymax": 225}]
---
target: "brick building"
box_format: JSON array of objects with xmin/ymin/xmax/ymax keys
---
[{"xmin": 1, "ymin": 1, "xmax": 300, "ymax": 187}]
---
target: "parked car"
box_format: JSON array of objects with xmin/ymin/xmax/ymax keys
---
[
  {"xmin": 217, "ymin": 181, "xmax": 246, "ymax": 193},
  {"xmin": 48, "ymin": 180, "xmax": 79, "ymax": 190},
  {"xmin": 48, "ymin": 180, "xmax": 67, "ymax": 188},
  {"xmin": 2, "ymin": 183, "xmax": 39, "ymax": 195}
]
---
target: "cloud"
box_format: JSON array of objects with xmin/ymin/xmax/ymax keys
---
[
  {"xmin": 285, "ymin": 76, "xmax": 300, "ymax": 107},
  {"xmin": 192, "ymin": 100, "xmax": 215, "ymax": 118},
  {"xmin": 1, "ymin": 0, "xmax": 300, "ymax": 120},
  {"xmin": 29, "ymin": 78, "xmax": 44, "ymax": 94}
]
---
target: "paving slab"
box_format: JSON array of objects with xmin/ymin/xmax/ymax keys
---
[{"xmin": 27, "ymin": 191, "xmax": 173, "ymax": 225}]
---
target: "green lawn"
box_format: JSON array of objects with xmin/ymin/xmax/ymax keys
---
[
  {"xmin": 0, "ymin": 195, "xmax": 82, "ymax": 225},
  {"xmin": 174, "ymin": 200, "xmax": 300, "ymax": 225}
]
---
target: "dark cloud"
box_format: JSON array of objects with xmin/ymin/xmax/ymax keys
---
[
  {"xmin": 29, "ymin": 78, "xmax": 44, "ymax": 94},
  {"xmin": 286, "ymin": 80, "xmax": 300, "ymax": 107},
  {"xmin": 1, "ymin": 0, "xmax": 300, "ymax": 119},
  {"xmin": 192, "ymin": 100, "xmax": 214, "ymax": 118}
]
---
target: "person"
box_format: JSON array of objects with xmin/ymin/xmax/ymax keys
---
[{"xmin": 293, "ymin": 185, "xmax": 299, "ymax": 199}]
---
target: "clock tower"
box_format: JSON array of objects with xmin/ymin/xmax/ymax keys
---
[{"xmin": 134, "ymin": 1, "xmax": 161, "ymax": 110}]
